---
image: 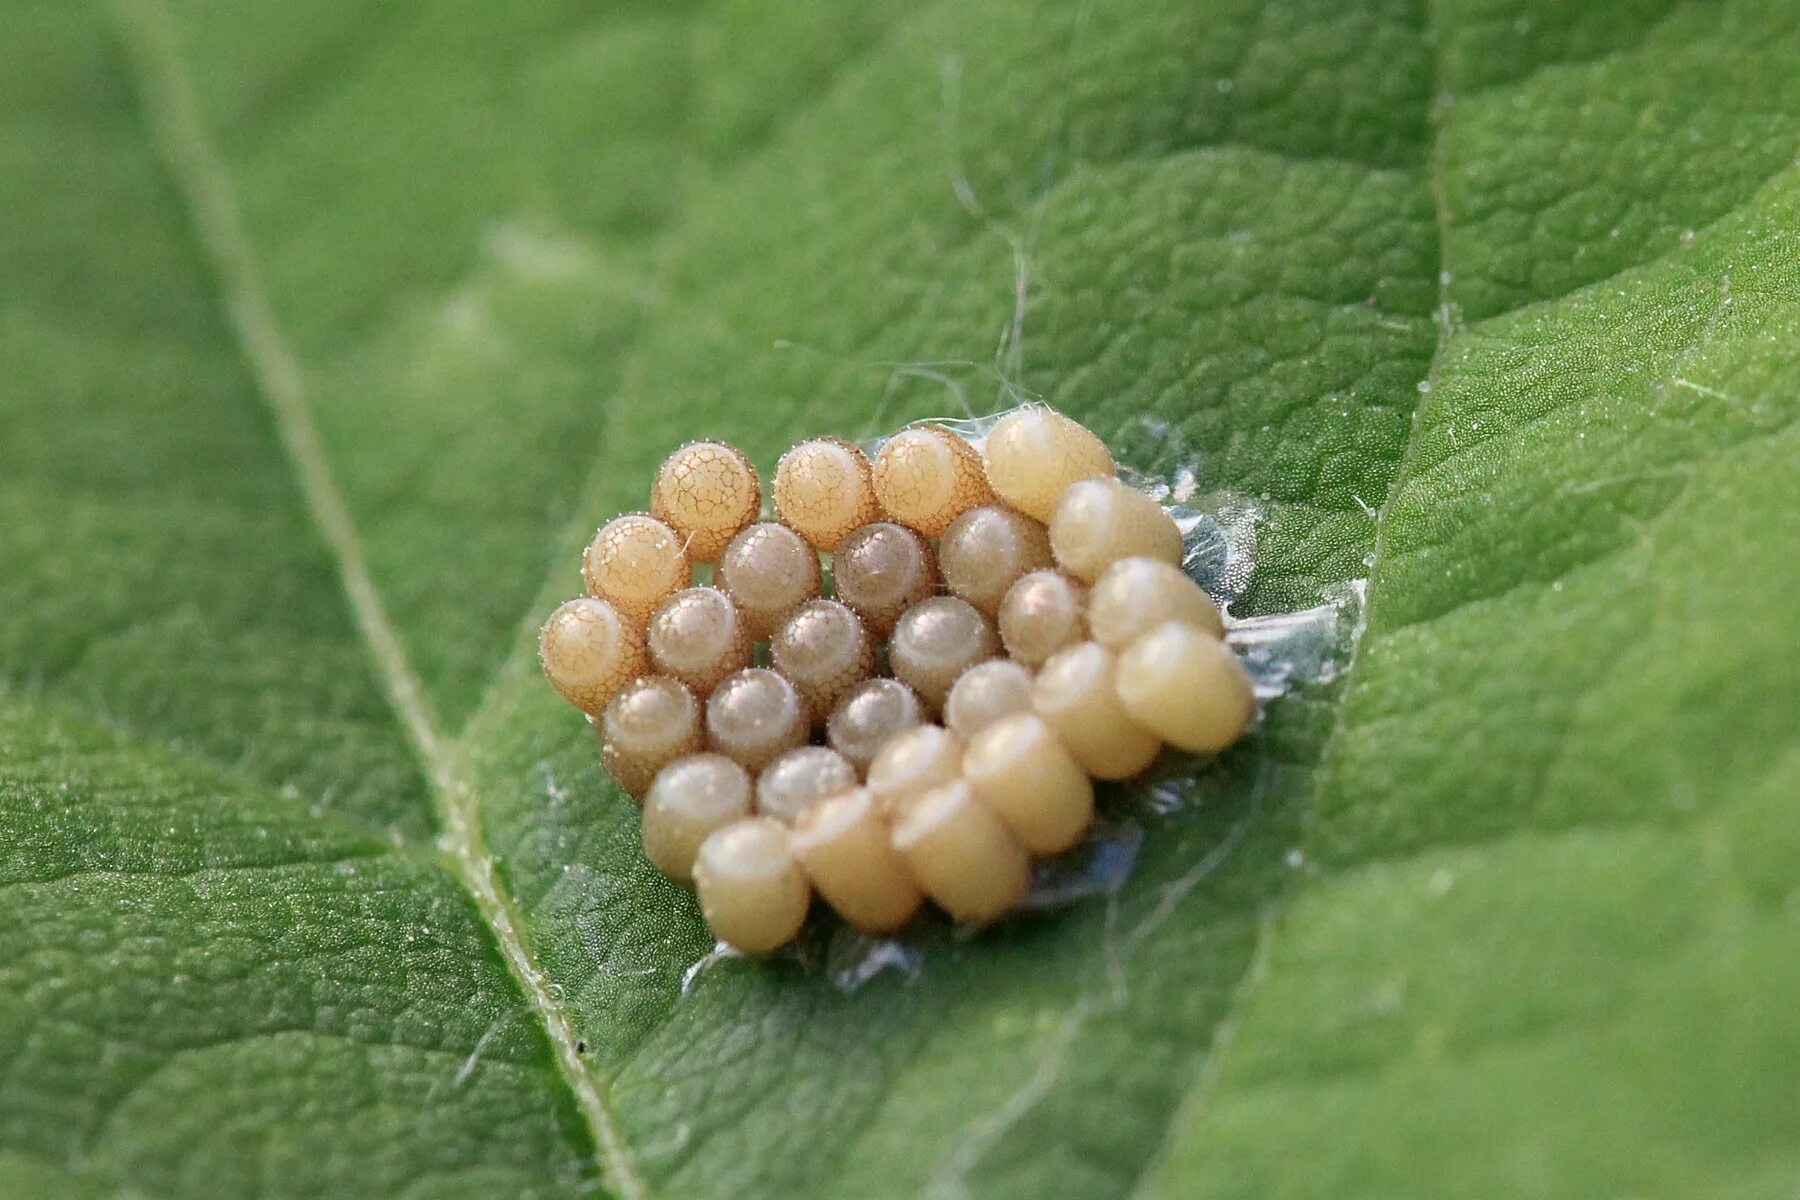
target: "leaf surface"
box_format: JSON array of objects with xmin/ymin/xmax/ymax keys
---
[{"xmin": 1, "ymin": 1, "xmax": 1795, "ymax": 1198}]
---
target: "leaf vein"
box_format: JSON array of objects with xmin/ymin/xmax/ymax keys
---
[
  {"xmin": 1124, "ymin": 2, "xmax": 1460, "ymax": 1190},
  {"xmin": 107, "ymin": 4, "xmax": 649, "ymax": 1196}
]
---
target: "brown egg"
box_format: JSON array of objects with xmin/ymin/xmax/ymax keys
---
[
  {"xmin": 650, "ymin": 440, "xmax": 762, "ymax": 563},
  {"xmin": 539, "ymin": 597, "xmax": 647, "ymax": 716},
  {"xmin": 939, "ymin": 505, "xmax": 1053, "ymax": 615},
  {"xmin": 693, "ymin": 818, "xmax": 812, "ymax": 954},
  {"xmin": 832, "ymin": 521, "xmax": 938, "ymax": 637},
  {"xmin": 1088, "ymin": 556, "xmax": 1224, "ymax": 648},
  {"xmin": 889, "ymin": 596, "xmax": 999, "ymax": 709},
  {"xmin": 826, "ymin": 678, "xmax": 926, "ymax": 774},
  {"xmin": 717, "ymin": 522, "xmax": 823, "ymax": 639},
  {"xmin": 769, "ymin": 599, "xmax": 876, "ymax": 722},
  {"xmin": 646, "ymin": 587, "xmax": 754, "ymax": 697},
  {"xmin": 792, "ymin": 788, "xmax": 924, "ymax": 934},
  {"xmin": 704, "ymin": 668, "xmax": 811, "ymax": 772},
  {"xmin": 1114, "ymin": 622, "xmax": 1256, "ymax": 754},
  {"xmin": 641, "ymin": 753, "xmax": 753, "ymax": 884},
  {"xmin": 773, "ymin": 437, "xmax": 883, "ymax": 551},
  {"xmin": 599, "ymin": 675, "xmax": 703, "ymax": 797},
  {"xmin": 980, "ymin": 406, "xmax": 1115, "ymax": 522},
  {"xmin": 872, "ymin": 424, "xmax": 993, "ymax": 536},
  {"xmin": 891, "ymin": 780, "xmax": 1030, "ymax": 925},
  {"xmin": 996, "ymin": 570, "xmax": 1087, "ymax": 668},
  {"xmin": 582, "ymin": 513, "xmax": 691, "ymax": 626},
  {"xmin": 1048, "ymin": 477, "xmax": 1183, "ymax": 583},
  {"xmin": 1032, "ymin": 641, "xmax": 1162, "ymax": 780}
]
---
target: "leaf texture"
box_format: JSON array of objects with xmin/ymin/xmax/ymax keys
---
[{"xmin": 0, "ymin": 0, "xmax": 1795, "ymax": 1198}]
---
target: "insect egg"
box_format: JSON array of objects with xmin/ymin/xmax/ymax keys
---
[
  {"xmin": 650, "ymin": 440, "xmax": 762, "ymax": 563},
  {"xmin": 717, "ymin": 521, "xmax": 823, "ymax": 639},
  {"xmin": 890, "ymin": 779, "xmax": 1030, "ymax": 925},
  {"xmin": 548, "ymin": 406, "xmax": 1255, "ymax": 947},
  {"xmin": 865, "ymin": 723, "xmax": 963, "ymax": 819},
  {"xmin": 755, "ymin": 745, "xmax": 859, "ymax": 826},
  {"xmin": 889, "ymin": 595, "xmax": 999, "ymax": 709},
  {"xmin": 826, "ymin": 678, "xmax": 925, "ymax": 773},
  {"xmin": 1048, "ymin": 477, "xmax": 1185, "ymax": 584},
  {"xmin": 831, "ymin": 521, "xmax": 939, "ymax": 636},
  {"xmin": 1114, "ymin": 622, "xmax": 1256, "ymax": 753},
  {"xmin": 773, "ymin": 437, "xmax": 883, "ymax": 551},
  {"xmin": 641, "ymin": 752, "xmax": 753, "ymax": 883},
  {"xmin": 943, "ymin": 659, "xmax": 1036, "ymax": 743},
  {"xmin": 692, "ymin": 817, "xmax": 812, "ymax": 954},
  {"xmin": 791, "ymin": 788, "xmax": 924, "ymax": 934},
  {"xmin": 980, "ymin": 406, "xmax": 1115, "ymax": 522},
  {"xmin": 769, "ymin": 598, "xmax": 875, "ymax": 721},
  {"xmin": 962, "ymin": 712, "xmax": 1094, "ymax": 854},
  {"xmin": 1087, "ymin": 556, "xmax": 1224, "ymax": 648},
  {"xmin": 938, "ymin": 505, "xmax": 1054, "ymax": 615},
  {"xmin": 704, "ymin": 668, "xmax": 811, "ymax": 771},
  {"xmin": 871, "ymin": 424, "xmax": 993, "ymax": 536},
  {"xmin": 646, "ymin": 587, "xmax": 753, "ymax": 696},
  {"xmin": 600, "ymin": 675, "xmax": 703, "ymax": 797},
  {"xmin": 539, "ymin": 597, "xmax": 648, "ymax": 716},
  {"xmin": 997, "ymin": 570, "xmax": 1087, "ymax": 667},
  {"xmin": 582, "ymin": 514, "xmax": 690, "ymax": 626},
  {"xmin": 1032, "ymin": 641, "xmax": 1162, "ymax": 779}
]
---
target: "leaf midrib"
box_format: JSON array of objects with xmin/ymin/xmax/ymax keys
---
[{"xmin": 108, "ymin": 2, "xmax": 648, "ymax": 1197}]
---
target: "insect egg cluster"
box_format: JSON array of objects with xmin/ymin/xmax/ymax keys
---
[{"xmin": 540, "ymin": 408, "xmax": 1257, "ymax": 955}]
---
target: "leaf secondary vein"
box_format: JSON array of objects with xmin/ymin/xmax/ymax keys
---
[
  {"xmin": 1127, "ymin": 4, "xmax": 1461, "ymax": 1188},
  {"xmin": 107, "ymin": 3, "xmax": 648, "ymax": 1196}
]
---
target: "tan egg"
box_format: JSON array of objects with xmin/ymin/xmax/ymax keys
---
[
  {"xmin": 769, "ymin": 599, "xmax": 875, "ymax": 722},
  {"xmin": 599, "ymin": 676, "xmax": 703, "ymax": 797},
  {"xmin": 871, "ymin": 424, "xmax": 993, "ymax": 536},
  {"xmin": 938, "ymin": 505, "xmax": 1054, "ymax": 615},
  {"xmin": 646, "ymin": 587, "xmax": 753, "ymax": 696},
  {"xmin": 773, "ymin": 437, "xmax": 883, "ymax": 551},
  {"xmin": 792, "ymin": 788, "xmax": 924, "ymax": 934},
  {"xmin": 1115, "ymin": 622, "xmax": 1256, "ymax": 753},
  {"xmin": 755, "ymin": 745, "xmax": 859, "ymax": 827},
  {"xmin": 650, "ymin": 440, "xmax": 762, "ymax": 563},
  {"xmin": 981, "ymin": 406, "xmax": 1115, "ymax": 522},
  {"xmin": 866, "ymin": 723, "xmax": 963, "ymax": 820},
  {"xmin": 1032, "ymin": 642, "xmax": 1162, "ymax": 780},
  {"xmin": 831, "ymin": 521, "xmax": 939, "ymax": 636},
  {"xmin": 1048, "ymin": 477, "xmax": 1184, "ymax": 583},
  {"xmin": 891, "ymin": 779, "xmax": 1030, "ymax": 925},
  {"xmin": 641, "ymin": 753, "xmax": 753, "ymax": 883},
  {"xmin": 539, "ymin": 597, "xmax": 648, "ymax": 716},
  {"xmin": 1088, "ymin": 556, "xmax": 1224, "ymax": 648},
  {"xmin": 693, "ymin": 817, "xmax": 812, "ymax": 954},
  {"xmin": 962, "ymin": 713, "xmax": 1094, "ymax": 855},
  {"xmin": 996, "ymin": 570, "xmax": 1087, "ymax": 668},
  {"xmin": 704, "ymin": 668, "xmax": 811, "ymax": 772},
  {"xmin": 717, "ymin": 522, "xmax": 823, "ymax": 639},
  {"xmin": 889, "ymin": 596, "xmax": 999, "ymax": 709},
  {"xmin": 943, "ymin": 659, "xmax": 1035, "ymax": 743},
  {"xmin": 826, "ymin": 678, "xmax": 925, "ymax": 774},
  {"xmin": 581, "ymin": 513, "xmax": 691, "ymax": 627}
]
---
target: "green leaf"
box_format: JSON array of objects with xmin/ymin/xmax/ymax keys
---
[{"xmin": 1, "ymin": 0, "xmax": 1795, "ymax": 1198}]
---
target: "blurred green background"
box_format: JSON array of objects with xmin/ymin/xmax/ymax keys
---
[{"xmin": 2, "ymin": 1, "xmax": 1797, "ymax": 1198}]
